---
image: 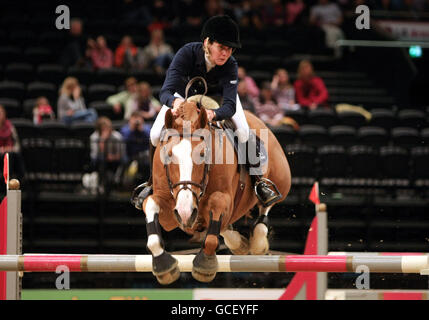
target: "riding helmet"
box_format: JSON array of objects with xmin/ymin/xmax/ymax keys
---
[{"xmin": 200, "ymin": 15, "xmax": 241, "ymax": 49}]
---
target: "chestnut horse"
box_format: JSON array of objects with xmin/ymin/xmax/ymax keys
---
[{"xmin": 142, "ymin": 99, "xmax": 291, "ymax": 284}]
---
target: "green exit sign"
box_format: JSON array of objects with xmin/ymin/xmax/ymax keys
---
[{"xmin": 409, "ymin": 46, "xmax": 422, "ymax": 58}]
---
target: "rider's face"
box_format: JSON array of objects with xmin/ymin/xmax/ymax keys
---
[{"xmin": 206, "ymin": 41, "xmax": 233, "ymax": 66}]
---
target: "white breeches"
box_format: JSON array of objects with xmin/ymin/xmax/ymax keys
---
[{"xmin": 150, "ymin": 94, "xmax": 250, "ymax": 147}]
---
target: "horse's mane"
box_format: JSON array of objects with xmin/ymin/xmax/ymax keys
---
[{"xmin": 176, "ymin": 101, "xmax": 200, "ymax": 124}]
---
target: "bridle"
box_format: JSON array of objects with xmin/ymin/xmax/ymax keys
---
[{"xmin": 161, "ymin": 76, "xmax": 213, "ymax": 207}]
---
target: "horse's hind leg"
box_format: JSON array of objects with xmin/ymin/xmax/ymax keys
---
[
  {"xmin": 249, "ymin": 205, "xmax": 271, "ymax": 255},
  {"xmin": 143, "ymin": 196, "xmax": 180, "ymax": 285},
  {"xmin": 221, "ymin": 225, "xmax": 249, "ymax": 255}
]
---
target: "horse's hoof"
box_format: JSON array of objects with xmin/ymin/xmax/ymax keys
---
[
  {"xmin": 192, "ymin": 249, "xmax": 218, "ymax": 283},
  {"xmin": 230, "ymin": 235, "xmax": 249, "ymax": 255},
  {"xmin": 155, "ymin": 265, "xmax": 181, "ymax": 285},
  {"xmin": 192, "ymin": 268, "xmax": 217, "ymax": 283},
  {"xmin": 249, "ymin": 236, "xmax": 269, "ymax": 255}
]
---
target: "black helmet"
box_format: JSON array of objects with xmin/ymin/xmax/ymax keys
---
[{"xmin": 200, "ymin": 15, "xmax": 241, "ymax": 49}]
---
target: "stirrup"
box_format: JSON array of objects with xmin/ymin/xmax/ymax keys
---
[
  {"xmin": 254, "ymin": 178, "xmax": 282, "ymax": 208},
  {"xmin": 131, "ymin": 181, "xmax": 153, "ymax": 210}
]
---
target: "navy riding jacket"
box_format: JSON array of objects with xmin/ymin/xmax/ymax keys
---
[{"xmin": 159, "ymin": 42, "xmax": 238, "ymax": 121}]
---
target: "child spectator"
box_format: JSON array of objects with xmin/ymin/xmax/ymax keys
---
[
  {"xmin": 106, "ymin": 77, "xmax": 138, "ymax": 116},
  {"xmin": 294, "ymin": 60, "xmax": 329, "ymax": 109},
  {"xmin": 271, "ymin": 68, "xmax": 300, "ymax": 111},
  {"xmin": 254, "ymin": 82, "xmax": 284, "ymax": 127},
  {"xmin": 125, "ymin": 82, "xmax": 161, "ymax": 120},
  {"xmin": 33, "ymin": 96, "xmax": 55, "ymax": 125},
  {"xmin": 57, "ymin": 77, "xmax": 98, "ymax": 125}
]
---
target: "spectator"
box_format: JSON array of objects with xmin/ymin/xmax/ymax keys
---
[
  {"xmin": 57, "ymin": 77, "xmax": 97, "ymax": 125},
  {"xmin": 261, "ymin": 0, "xmax": 286, "ymax": 26},
  {"xmin": 114, "ymin": 35, "xmax": 139, "ymax": 69},
  {"xmin": 106, "ymin": 77, "xmax": 138, "ymax": 117},
  {"xmin": 90, "ymin": 117, "xmax": 125, "ymax": 193},
  {"xmin": 237, "ymin": 80, "xmax": 256, "ymax": 114},
  {"xmin": 59, "ymin": 18, "xmax": 87, "ymax": 68},
  {"xmin": 0, "ymin": 105, "xmax": 25, "ymax": 181},
  {"xmin": 294, "ymin": 60, "xmax": 329, "ymax": 109},
  {"xmin": 253, "ymin": 81, "xmax": 284, "ymax": 127},
  {"xmin": 238, "ymin": 66, "xmax": 260, "ymax": 98},
  {"xmin": 125, "ymin": 82, "xmax": 161, "ymax": 120},
  {"xmin": 285, "ymin": 0, "xmax": 305, "ymax": 25},
  {"xmin": 138, "ymin": 28, "xmax": 174, "ymax": 74},
  {"xmin": 120, "ymin": 111, "xmax": 151, "ymax": 183},
  {"xmin": 309, "ymin": 0, "xmax": 344, "ymax": 57},
  {"xmin": 88, "ymin": 36, "xmax": 114, "ymax": 70},
  {"xmin": 271, "ymin": 68, "xmax": 300, "ymax": 111},
  {"xmin": 33, "ymin": 96, "xmax": 55, "ymax": 125}
]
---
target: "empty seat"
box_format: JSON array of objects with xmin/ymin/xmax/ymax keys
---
[
  {"xmin": 234, "ymin": 54, "xmax": 254, "ymax": 70},
  {"xmin": 54, "ymin": 138, "xmax": 88, "ymax": 174},
  {"xmin": 88, "ymin": 101, "xmax": 118, "ymax": 120},
  {"xmin": 328, "ymin": 125, "xmax": 356, "ymax": 146},
  {"xmin": 337, "ymin": 111, "xmax": 368, "ymax": 128},
  {"xmin": 307, "ymin": 108, "xmax": 337, "ymax": 127},
  {"xmin": 37, "ymin": 64, "xmax": 66, "ymax": 84},
  {"xmin": 357, "ymin": 126, "xmax": 389, "ymax": 146},
  {"xmin": 24, "ymin": 47, "xmax": 52, "ymax": 65},
  {"xmin": 67, "ymin": 66, "xmax": 94, "ymax": 86},
  {"xmin": 128, "ymin": 69, "xmax": 164, "ymax": 86},
  {"xmin": 26, "ymin": 82, "xmax": 57, "ymax": 102},
  {"xmin": 369, "ymin": 108, "xmax": 397, "ymax": 130},
  {"xmin": 246, "ymin": 70, "xmax": 272, "ymax": 85},
  {"xmin": 271, "ymin": 126, "xmax": 297, "ymax": 146},
  {"xmin": 397, "ymin": 109, "xmax": 426, "ymax": 129},
  {"xmin": 391, "ymin": 127, "xmax": 421, "ymax": 147},
  {"xmin": 4, "ymin": 63, "xmax": 34, "ymax": 84},
  {"xmin": 299, "ymin": 124, "xmax": 329, "ymax": 146},
  {"xmin": 348, "ymin": 145, "xmax": 379, "ymax": 178},
  {"xmin": 0, "ymin": 81, "xmax": 25, "ymax": 101},
  {"xmin": 411, "ymin": 146, "xmax": 429, "ymax": 179},
  {"xmin": 87, "ymin": 84, "xmax": 116, "ymax": 103},
  {"xmin": 379, "ymin": 146, "xmax": 410, "ymax": 179},
  {"xmin": 95, "ymin": 68, "xmax": 127, "ymax": 86},
  {"xmin": 284, "ymin": 108, "xmax": 307, "ymax": 125},
  {"xmin": 70, "ymin": 121, "xmax": 95, "ymax": 142},
  {"xmin": 21, "ymin": 138, "xmax": 53, "ymax": 173},
  {"xmin": 318, "ymin": 145, "xmax": 348, "ymax": 177},
  {"xmin": 0, "ymin": 46, "xmax": 23, "ymax": 64},
  {"xmin": 0, "ymin": 98, "xmax": 22, "ymax": 118},
  {"xmin": 253, "ymin": 56, "xmax": 283, "ymax": 72},
  {"xmin": 22, "ymin": 99, "xmax": 37, "ymax": 119},
  {"xmin": 283, "ymin": 144, "xmax": 317, "ymax": 177},
  {"xmin": 37, "ymin": 121, "xmax": 70, "ymax": 139},
  {"xmin": 11, "ymin": 118, "xmax": 36, "ymax": 140},
  {"xmin": 421, "ymin": 128, "xmax": 429, "ymax": 146}
]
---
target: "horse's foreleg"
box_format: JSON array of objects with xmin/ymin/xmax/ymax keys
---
[
  {"xmin": 249, "ymin": 205, "xmax": 271, "ymax": 255},
  {"xmin": 192, "ymin": 192, "xmax": 229, "ymax": 283},
  {"xmin": 221, "ymin": 225, "xmax": 250, "ymax": 255},
  {"xmin": 143, "ymin": 196, "xmax": 180, "ymax": 285}
]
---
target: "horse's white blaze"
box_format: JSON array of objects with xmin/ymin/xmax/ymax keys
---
[
  {"xmin": 172, "ymin": 139, "xmax": 194, "ymax": 224},
  {"xmin": 221, "ymin": 229, "xmax": 243, "ymax": 250},
  {"xmin": 144, "ymin": 196, "xmax": 163, "ymax": 257}
]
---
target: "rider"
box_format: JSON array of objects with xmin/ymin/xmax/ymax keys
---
[{"xmin": 132, "ymin": 15, "xmax": 281, "ymax": 209}]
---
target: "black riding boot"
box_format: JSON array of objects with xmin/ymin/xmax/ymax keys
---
[
  {"xmin": 245, "ymin": 133, "xmax": 282, "ymax": 208},
  {"xmin": 131, "ymin": 144, "xmax": 155, "ymax": 210}
]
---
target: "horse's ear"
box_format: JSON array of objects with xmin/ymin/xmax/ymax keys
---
[
  {"xmin": 165, "ymin": 108, "xmax": 174, "ymax": 129},
  {"xmin": 199, "ymin": 107, "xmax": 208, "ymax": 128}
]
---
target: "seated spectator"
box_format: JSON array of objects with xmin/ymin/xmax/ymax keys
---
[
  {"xmin": 253, "ymin": 82, "xmax": 284, "ymax": 127},
  {"xmin": 59, "ymin": 18, "xmax": 87, "ymax": 67},
  {"xmin": 33, "ymin": 96, "xmax": 55, "ymax": 125},
  {"xmin": 114, "ymin": 35, "xmax": 139, "ymax": 69},
  {"xmin": 125, "ymin": 82, "xmax": 161, "ymax": 120},
  {"xmin": 294, "ymin": 60, "xmax": 329, "ymax": 109},
  {"xmin": 237, "ymin": 80, "xmax": 256, "ymax": 114},
  {"xmin": 106, "ymin": 77, "xmax": 138, "ymax": 116},
  {"xmin": 57, "ymin": 77, "xmax": 97, "ymax": 125},
  {"xmin": 271, "ymin": 68, "xmax": 300, "ymax": 111},
  {"xmin": 120, "ymin": 111, "xmax": 151, "ymax": 183},
  {"xmin": 90, "ymin": 117, "xmax": 125, "ymax": 193},
  {"xmin": 0, "ymin": 105, "xmax": 25, "ymax": 181},
  {"xmin": 138, "ymin": 28, "xmax": 174, "ymax": 74},
  {"xmin": 309, "ymin": 0, "xmax": 345, "ymax": 57},
  {"xmin": 88, "ymin": 36, "xmax": 114, "ymax": 70},
  {"xmin": 238, "ymin": 66, "xmax": 260, "ymax": 98},
  {"xmin": 285, "ymin": 0, "xmax": 305, "ymax": 25}
]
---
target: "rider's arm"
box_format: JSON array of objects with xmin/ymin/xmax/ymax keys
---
[
  {"xmin": 159, "ymin": 45, "xmax": 193, "ymax": 108},
  {"xmin": 212, "ymin": 60, "xmax": 239, "ymax": 121}
]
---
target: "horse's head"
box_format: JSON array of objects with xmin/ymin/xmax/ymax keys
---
[{"xmin": 161, "ymin": 100, "xmax": 211, "ymax": 232}]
